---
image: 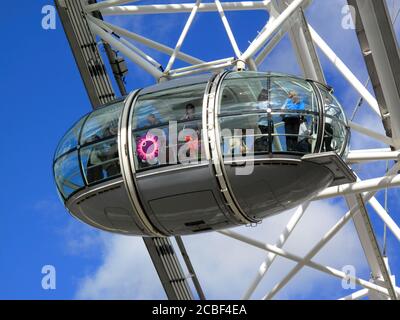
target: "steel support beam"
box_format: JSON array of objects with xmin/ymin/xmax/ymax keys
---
[
  {"xmin": 55, "ymin": 0, "xmax": 116, "ymax": 108},
  {"xmin": 345, "ymin": 194, "xmax": 397, "ymax": 300},
  {"xmin": 347, "ymin": 150, "xmax": 400, "ymax": 164},
  {"xmin": 99, "ymin": 1, "xmax": 272, "ymax": 15},
  {"xmin": 175, "ymin": 236, "xmax": 206, "ymax": 300},
  {"xmin": 348, "ymin": 0, "xmax": 400, "ymax": 148},
  {"xmin": 345, "ymin": 1, "xmax": 400, "ymax": 299},
  {"xmin": 271, "ymin": 0, "xmax": 325, "ymax": 83},
  {"xmin": 219, "ymin": 230, "xmax": 393, "ymax": 297},
  {"xmin": 315, "ymin": 174, "xmax": 400, "ymax": 200},
  {"xmin": 144, "ymin": 237, "xmax": 194, "ymax": 300},
  {"xmin": 261, "ymin": 164, "xmax": 399, "ymax": 299},
  {"xmin": 241, "ymin": 0, "xmax": 306, "ymax": 62}
]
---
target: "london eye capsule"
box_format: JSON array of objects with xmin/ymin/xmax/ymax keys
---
[{"xmin": 53, "ymin": 71, "xmax": 351, "ymax": 236}]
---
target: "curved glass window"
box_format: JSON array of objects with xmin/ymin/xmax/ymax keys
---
[
  {"xmin": 219, "ymin": 72, "xmax": 319, "ymax": 155},
  {"xmin": 132, "ymin": 83, "xmax": 207, "ymax": 171},
  {"xmin": 54, "ymin": 151, "xmax": 84, "ymax": 198},
  {"xmin": 219, "ymin": 73, "xmax": 318, "ymax": 114},
  {"xmin": 55, "ymin": 116, "xmax": 87, "ymax": 159},
  {"xmin": 81, "ymin": 102, "xmax": 123, "ymax": 145},
  {"xmin": 80, "ymin": 138, "xmax": 120, "ymax": 184},
  {"xmin": 317, "ymin": 84, "xmax": 349, "ymax": 155},
  {"xmin": 54, "ymin": 101, "xmax": 124, "ymax": 200}
]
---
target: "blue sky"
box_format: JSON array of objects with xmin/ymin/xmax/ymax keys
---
[{"xmin": 0, "ymin": 0, "xmax": 399, "ymax": 300}]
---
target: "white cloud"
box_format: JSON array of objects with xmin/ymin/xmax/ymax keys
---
[
  {"xmin": 74, "ymin": 200, "xmax": 368, "ymax": 300},
  {"xmin": 75, "ymin": 234, "xmax": 166, "ymax": 300}
]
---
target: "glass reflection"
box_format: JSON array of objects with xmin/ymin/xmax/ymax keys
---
[
  {"xmin": 219, "ymin": 73, "xmax": 319, "ymax": 155},
  {"xmin": 81, "ymin": 102, "xmax": 123, "ymax": 145},
  {"xmin": 55, "ymin": 116, "xmax": 87, "ymax": 158},
  {"xmin": 132, "ymin": 83, "xmax": 206, "ymax": 171},
  {"xmin": 80, "ymin": 139, "xmax": 120, "ymax": 184},
  {"xmin": 317, "ymin": 84, "xmax": 348, "ymax": 154},
  {"xmin": 54, "ymin": 151, "xmax": 84, "ymax": 198}
]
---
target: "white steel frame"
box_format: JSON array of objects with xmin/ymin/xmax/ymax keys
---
[{"xmin": 82, "ymin": 0, "xmax": 400, "ymax": 300}]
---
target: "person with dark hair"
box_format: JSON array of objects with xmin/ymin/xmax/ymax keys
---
[
  {"xmin": 182, "ymin": 103, "xmax": 196, "ymax": 121},
  {"xmin": 181, "ymin": 103, "xmax": 200, "ymax": 132}
]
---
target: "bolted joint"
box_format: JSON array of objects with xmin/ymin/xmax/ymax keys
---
[{"xmin": 235, "ymin": 60, "xmax": 246, "ymax": 71}]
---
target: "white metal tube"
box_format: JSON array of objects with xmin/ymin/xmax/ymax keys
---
[
  {"xmin": 169, "ymin": 57, "xmax": 234, "ymax": 74},
  {"xmin": 86, "ymin": 15, "xmax": 162, "ymax": 69},
  {"xmin": 350, "ymin": 148, "xmax": 392, "ymax": 153},
  {"xmin": 369, "ymin": 197, "xmax": 400, "ymax": 242},
  {"xmin": 308, "ymin": 25, "xmax": 381, "ymax": 116},
  {"xmin": 255, "ymin": 23, "xmax": 287, "ymax": 65},
  {"xmin": 100, "ymin": 1, "xmax": 272, "ymax": 15},
  {"xmin": 90, "ymin": 17, "xmax": 204, "ymax": 65},
  {"xmin": 120, "ymin": 37, "xmax": 162, "ymax": 69},
  {"xmin": 242, "ymin": 202, "xmax": 309, "ymax": 300},
  {"xmin": 215, "ymin": 0, "xmax": 242, "ymax": 58},
  {"xmin": 240, "ymin": 0, "xmax": 305, "ymax": 61},
  {"xmin": 347, "ymin": 150, "xmax": 400, "ymax": 163},
  {"xmin": 339, "ymin": 289, "xmax": 369, "ymax": 300},
  {"xmin": 356, "ymin": 0, "xmax": 400, "ymax": 148},
  {"xmin": 169, "ymin": 61, "xmax": 234, "ymax": 78},
  {"xmin": 315, "ymin": 174, "xmax": 400, "ymax": 200},
  {"xmin": 165, "ymin": 0, "xmax": 202, "ymax": 73},
  {"xmin": 262, "ymin": 163, "xmax": 400, "ymax": 300},
  {"xmin": 88, "ymin": 20, "xmax": 163, "ymax": 79},
  {"xmin": 349, "ymin": 121, "xmax": 394, "ymax": 146},
  {"xmin": 219, "ymin": 230, "xmax": 391, "ymax": 297},
  {"xmin": 85, "ymin": 0, "xmax": 139, "ymax": 12}
]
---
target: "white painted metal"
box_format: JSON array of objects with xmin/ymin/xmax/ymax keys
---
[
  {"xmin": 271, "ymin": 0, "xmax": 325, "ymax": 83},
  {"xmin": 215, "ymin": 0, "xmax": 242, "ymax": 58},
  {"xmin": 315, "ymin": 174, "xmax": 400, "ymax": 200},
  {"xmin": 347, "ymin": 150, "xmax": 400, "ymax": 163},
  {"xmin": 89, "ymin": 17, "xmax": 204, "ymax": 65},
  {"xmin": 169, "ymin": 60, "xmax": 234, "ymax": 78},
  {"xmin": 308, "ymin": 25, "xmax": 381, "ymax": 116},
  {"xmin": 354, "ymin": 0, "xmax": 400, "ymax": 148},
  {"xmin": 88, "ymin": 21, "xmax": 164, "ymax": 78},
  {"xmin": 85, "ymin": 0, "xmax": 139, "ymax": 12},
  {"xmin": 86, "ymin": 15, "xmax": 162, "ymax": 69},
  {"xmin": 240, "ymin": 0, "xmax": 306, "ymax": 61},
  {"xmin": 350, "ymin": 148, "xmax": 392, "ymax": 153},
  {"xmin": 164, "ymin": 0, "xmax": 202, "ymax": 73},
  {"xmin": 242, "ymin": 202, "xmax": 310, "ymax": 300},
  {"xmin": 339, "ymin": 289, "xmax": 369, "ymax": 300},
  {"xmin": 369, "ymin": 197, "xmax": 400, "ymax": 243},
  {"xmin": 261, "ymin": 163, "xmax": 399, "ymax": 299},
  {"xmin": 219, "ymin": 229, "xmax": 393, "ymax": 297},
  {"xmin": 98, "ymin": 1, "xmax": 272, "ymax": 15},
  {"xmin": 348, "ymin": 121, "xmax": 394, "ymax": 146},
  {"xmin": 254, "ymin": 24, "xmax": 287, "ymax": 66},
  {"xmin": 345, "ymin": 193, "xmax": 397, "ymax": 300},
  {"xmin": 169, "ymin": 57, "xmax": 235, "ymax": 75}
]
